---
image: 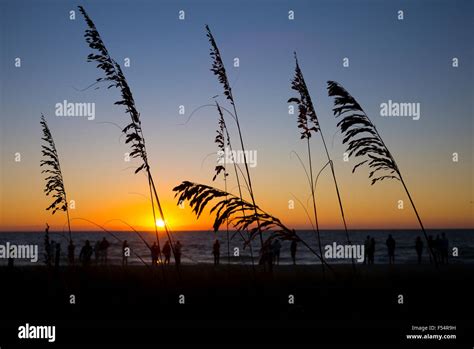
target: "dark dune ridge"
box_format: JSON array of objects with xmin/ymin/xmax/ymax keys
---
[{"xmin": 0, "ymin": 264, "xmax": 472, "ymax": 346}]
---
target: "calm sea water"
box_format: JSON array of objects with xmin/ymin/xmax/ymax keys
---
[{"xmin": 0, "ymin": 230, "xmax": 472, "ymax": 266}]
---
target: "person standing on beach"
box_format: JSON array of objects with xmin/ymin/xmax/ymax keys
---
[
  {"xmin": 162, "ymin": 241, "xmax": 171, "ymax": 265},
  {"xmin": 434, "ymin": 235, "xmax": 442, "ymax": 265},
  {"xmin": 368, "ymin": 238, "xmax": 376, "ymax": 264},
  {"xmin": 364, "ymin": 235, "xmax": 370, "ymax": 264},
  {"xmin": 174, "ymin": 241, "xmax": 182, "ymax": 266},
  {"xmin": 272, "ymin": 239, "xmax": 282, "ymax": 265},
  {"xmin": 151, "ymin": 242, "xmax": 159, "ymax": 266},
  {"xmin": 386, "ymin": 234, "xmax": 396, "ymax": 264},
  {"xmin": 44, "ymin": 223, "xmax": 52, "ymax": 266},
  {"xmin": 54, "ymin": 242, "xmax": 61, "ymax": 269},
  {"xmin": 49, "ymin": 240, "xmax": 56, "ymax": 265},
  {"xmin": 122, "ymin": 240, "xmax": 129, "ymax": 266},
  {"xmin": 290, "ymin": 240, "xmax": 297, "ymax": 265},
  {"xmin": 99, "ymin": 237, "xmax": 110, "ymax": 265},
  {"xmin": 415, "ymin": 236, "xmax": 423, "ymax": 264},
  {"xmin": 259, "ymin": 240, "xmax": 270, "ymax": 266},
  {"xmin": 427, "ymin": 235, "xmax": 434, "ymax": 264},
  {"xmin": 79, "ymin": 240, "xmax": 93, "ymax": 267},
  {"xmin": 259, "ymin": 240, "xmax": 273, "ymax": 271},
  {"xmin": 94, "ymin": 241, "xmax": 101, "ymax": 265},
  {"xmin": 441, "ymin": 233, "xmax": 449, "ymax": 264},
  {"xmin": 212, "ymin": 239, "xmax": 220, "ymax": 266},
  {"xmin": 67, "ymin": 241, "xmax": 75, "ymax": 266}
]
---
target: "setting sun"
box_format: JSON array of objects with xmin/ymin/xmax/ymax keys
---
[{"xmin": 155, "ymin": 219, "xmax": 165, "ymax": 228}]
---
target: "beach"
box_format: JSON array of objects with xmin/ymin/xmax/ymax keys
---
[
  {"xmin": 0, "ymin": 263, "xmax": 472, "ymax": 346},
  {"xmin": 1, "ymin": 229, "xmax": 472, "ymax": 266}
]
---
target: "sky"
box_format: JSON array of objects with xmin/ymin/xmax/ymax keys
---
[{"xmin": 0, "ymin": 0, "xmax": 472, "ymax": 232}]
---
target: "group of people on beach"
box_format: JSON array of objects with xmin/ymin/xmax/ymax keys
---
[
  {"xmin": 45, "ymin": 235, "xmax": 112, "ymax": 267},
  {"xmin": 76, "ymin": 238, "xmax": 111, "ymax": 266},
  {"xmin": 212, "ymin": 238, "xmax": 298, "ymax": 268},
  {"xmin": 258, "ymin": 239, "xmax": 286, "ymax": 270},
  {"xmin": 43, "ymin": 223, "xmax": 451, "ymax": 267},
  {"xmin": 78, "ymin": 238, "xmax": 185, "ymax": 267},
  {"xmin": 149, "ymin": 237, "xmax": 298, "ymax": 267},
  {"xmin": 149, "ymin": 240, "xmax": 183, "ymax": 266},
  {"xmin": 426, "ymin": 233, "xmax": 450, "ymax": 265},
  {"xmin": 364, "ymin": 233, "xmax": 450, "ymax": 265},
  {"xmin": 363, "ymin": 234, "xmax": 398, "ymax": 265}
]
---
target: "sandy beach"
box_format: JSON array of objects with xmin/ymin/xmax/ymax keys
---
[{"xmin": 0, "ymin": 264, "xmax": 472, "ymax": 346}]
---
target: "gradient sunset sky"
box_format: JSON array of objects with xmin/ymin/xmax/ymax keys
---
[{"xmin": 1, "ymin": 0, "xmax": 472, "ymax": 232}]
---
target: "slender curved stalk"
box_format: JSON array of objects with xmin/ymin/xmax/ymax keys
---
[
  {"xmin": 374, "ymin": 128, "xmax": 437, "ymax": 267},
  {"xmin": 40, "ymin": 115, "xmax": 73, "ymax": 243},
  {"xmin": 306, "ymin": 139, "xmax": 324, "ymax": 272},
  {"xmin": 319, "ymin": 131, "xmax": 355, "ymax": 269},
  {"xmin": 206, "ymin": 25, "xmax": 264, "ymax": 249},
  {"xmin": 78, "ymin": 6, "xmax": 177, "ymax": 271},
  {"xmin": 215, "ymin": 102, "xmax": 255, "ymax": 268},
  {"xmin": 173, "ymin": 181, "xmax": 335, "ymax": 272},
  {"xmin": 327, "ymin": 80, "xmax": 437, "ymax": 267},
  {"xmin": 289, "ymin": 53, "xmax": 354, "ymax": 269}
]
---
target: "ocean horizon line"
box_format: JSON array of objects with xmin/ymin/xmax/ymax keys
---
[{"xmin": 0, "ymin": 228, "xmax": 472, "ymax": 233}]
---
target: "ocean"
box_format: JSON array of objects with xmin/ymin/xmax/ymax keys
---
[{"xmin": 0, "ymin": 229, "xmax": 472, "ymax": 266}]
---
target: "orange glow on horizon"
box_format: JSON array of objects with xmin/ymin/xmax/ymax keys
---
[{"xmin": 0, "ymin": 151, "xmax": 472, "ymax": 232}]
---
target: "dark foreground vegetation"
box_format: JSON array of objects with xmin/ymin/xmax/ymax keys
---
[{"xmin": 0, "ymin": 264, "xmax": 472, "ymax": 347}]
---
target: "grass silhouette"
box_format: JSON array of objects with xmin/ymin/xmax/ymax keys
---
[
  {"xmin": 206, "ymin": 25, "xmax": 264, "ymax": 248},
  {"xmin": 173, "ymin": 181, "xmax": 332, "ymax": 270},
  {"xmin": 327, "ymin": 80, "xmax": 437, "ymax": 267},
  {"xmin": 40, "ymin": 115, "xmax": 72, "ymax": 243},
  {"xmin": 288, "ymin": 53, "xmax": 354, "ymax": 270},
  {"xmin": 78, "ymin": 6, "xmax": 177, "ymax": 266}
]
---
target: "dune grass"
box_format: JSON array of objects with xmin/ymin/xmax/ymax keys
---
[
  {"xmin": 173, "ymin": 181, "xmax": 332, "ymax": 270},
  {"xmin": 40, "ymin": 115, "xmax": 72, "ymax": 243},
  {"xmin": 288, "ymin": 53, "xmax": 354, "ymax": 269},
  {"xmin": 77, "ymin": 6, "xmax": 176, "ymax": 265},
  {"xmin": 327, "ymin": 80, "xmax": 437, "ymax": 266},
  {"xmin": 206, "ymin": 25, "xmax": 264, "ymax": 248}
]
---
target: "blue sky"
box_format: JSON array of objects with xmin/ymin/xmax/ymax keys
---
[{"xmin": 1, "ymin": 0, "xmax": 472, "ymax": 230}]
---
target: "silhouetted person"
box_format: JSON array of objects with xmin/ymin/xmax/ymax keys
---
[
  {"xmin": 162, "ymin": 241, "xmax": 171, "ymax": 265},
  {"xmin": 272, "ymin": 239, "xmax": 282, "ymax": 265},
  {"xmin": 290, "ymin": 240, "xmax": 297, "ymax": 265},
  {"xmin": 212, "ymin": 239, "xmax": 220, "ymax": 266},
  {"xmin": 427, "ymin": 235, "xmax": 434, "ymax": 264},
  {"xmin": 44, "ymin": 223, "xmax": 52, "ymax": 266},
  {"xmin": 259, "ymin": 240, "xmax": 273, "ymax": 272},
  {"xmin": 79, "ymin": 240, "xmax": 93, "ymax": 267},
  {"xmin": 441, "ymin": 233, "xmax": 449, "ymax": 264},
  {"xmin": 122, "ymin": 240, "xmax": 129, "ymax": 266},
  {"xmin": 49, "ymin": 240, "xmax": 56, "ymax": 265},
  {"xmin": 54, "ymin": 243, "xmax": 61, "ymax": 269},
  {"xmin": 266, "ymin": 241, "xmax": 274, "ymax": 272},
  {"xmin": 259, "ymin": 241, "xmax": 266, "ymax": 264},
  {"xmin": 364, "ymin": 235, "xmax": 370, "ymax": 264},
  {"xmin": 434, "ymin": 234, "xmax": 441, "ymax": 265},
  {"xmin": 8, "ymin": 244, "xmax": 15, "ymax": 268},
  {"xmin": 368, "ymin": 238, "xmax": 376, "ymax": 264},
  {"xmin": 94, "ymin": 241, "xmax": 101, "ymax": 265},
  {"xmin": 68, "ymin": 241, "xmax": 75, "ymax": 265},
  {"xmin": 174, "ymin": 241, "xmax": 182, "ymax": 266},
  {"xmin": 415, "ymin": 236, "xmax": 423, "ymax": 264},
  {"xmin": 259, "ymin": 240, "xmax": 273, "ymax": 271},
  {"xmin": 151, "ymin": 242, "xmax": 159, "ymax": 266},
  {"xmin": 99, "ymin": 238, "xmax": 110, "ymax": 265},
  {"xmin": 386, "ymin": 234, "xmax": 396, "ymax": 264}
]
